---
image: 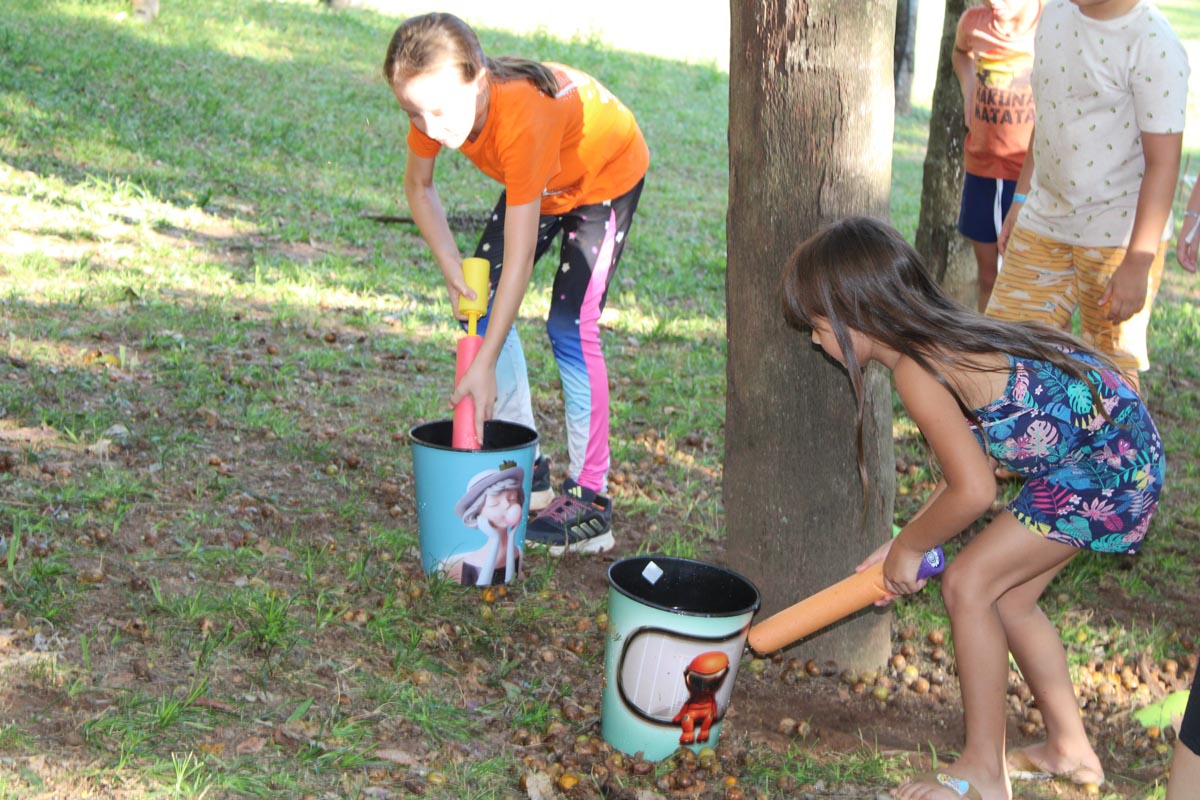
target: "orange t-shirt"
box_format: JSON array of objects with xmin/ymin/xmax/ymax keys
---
[
  {"xmin": 407, "ymin": 63, "xmax": 649, "ymax": 216},
  {"xmin": 957, "ymin": 4, "xmax": 1039, "ymax": 181}
]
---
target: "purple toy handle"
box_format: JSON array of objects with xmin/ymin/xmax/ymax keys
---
[{"xmin": 917, "ymin": 546, "xmax": 947, "ymax": 580}]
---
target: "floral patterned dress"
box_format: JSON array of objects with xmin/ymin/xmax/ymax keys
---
[{"xmin": 970, "ymin": 350, "xmax": 1164, "ymax": 553}]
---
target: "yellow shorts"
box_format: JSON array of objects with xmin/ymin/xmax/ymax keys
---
[{"xmin": 985, "ymin": 225, "xmax": 1166, "ymax": 374}]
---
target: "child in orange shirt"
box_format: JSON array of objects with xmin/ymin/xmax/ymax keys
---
[
  {"xmin": 952, "ymin": 0, "xmax": 1041, "ymax": 311},
  {"xmin": 384, "ymin": 13, "xmax": 649, "ymax": 554}
]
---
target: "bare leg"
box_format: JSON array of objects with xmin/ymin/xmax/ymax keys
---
[
  {"xmin": 1167, "ymin": 675, "xmax": 1200, "ymax": 798},
  {"xmin": 1166, "ymin": 738, "xmax": 1200, "ymax": 799},
  {"xmin": 1000, "ymin": 562, "xmax": 1105, "ymax": 785},
  {"xmin": 972, "ymin": 240, "xmax": 1000, "ymax": 313},
  {"xmin": 895, "ymin": 513, "xmax": 1078, "ymax": 800}
]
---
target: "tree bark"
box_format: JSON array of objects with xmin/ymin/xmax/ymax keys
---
[
  {"xmin": 894, "ymin": 0, "xmax": 918, "ymax": 116},
  {"xmin": 914, "ymin": 0, "xmax": 975, "ymax": 307},
  {"xmin": 725, "ymin": 0, "xmax": 896, "ymax": 671}
]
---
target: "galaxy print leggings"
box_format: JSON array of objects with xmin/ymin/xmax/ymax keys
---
[{"xmin": 471, "ymin": 178, "xmax": 644, "ymax": 495}]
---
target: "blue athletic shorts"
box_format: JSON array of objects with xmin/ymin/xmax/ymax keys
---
[{"xmin": 957, "ymin": 172, "xmax": 1016, "ymax": 244}]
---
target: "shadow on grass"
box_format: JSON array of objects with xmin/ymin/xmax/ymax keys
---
[{"xmin": 0, "ymin": 0, "xmax": 728, "ymax": 314}]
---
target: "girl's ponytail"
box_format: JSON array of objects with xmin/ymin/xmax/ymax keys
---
[{"xmin": 486, "ymin": 56, "xmax": 559, "ymax": 95}]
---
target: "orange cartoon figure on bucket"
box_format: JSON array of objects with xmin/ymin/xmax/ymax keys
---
[{"xmin": 673, "ymin": 651, "xmax": 730, "ymax": 745}]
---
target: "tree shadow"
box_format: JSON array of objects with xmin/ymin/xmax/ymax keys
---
[{"xmin": 0, "ymin": 1, "xmax": 729, "ymax": 317}]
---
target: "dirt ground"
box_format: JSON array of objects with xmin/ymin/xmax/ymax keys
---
[
  {"xmin": 548, "ymin": 535, "xmax": 1195, "ymax": 800},
  {"xmin": 1, "ymin": 186, "xmax": 1196, "ymax": 799},
  {"xmin": 0, "ymin": 340, "xmax": 1192, "ymax": 799}
]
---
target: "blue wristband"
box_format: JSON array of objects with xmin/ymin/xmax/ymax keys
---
[{"xmin": 1012, "ymin": 193, "xmax": 1028, "ymax": 204}]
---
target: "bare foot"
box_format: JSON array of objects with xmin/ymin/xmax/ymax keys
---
[
  {"xmin": 893, "ymin": 761, "xmax": 1010, "ymax": 800},
  {"xmin": 1007, "ymin": 742, "xmax": 1105, "ymax": 786}
]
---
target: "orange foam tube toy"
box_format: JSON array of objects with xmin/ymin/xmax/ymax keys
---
[
  {"xmin": 747, "ymin": 547, "xmax": 945, "ymax": 654},
  {"xmin": 451, "ymin": 257, "xmax": 491, "ymax": 450}
]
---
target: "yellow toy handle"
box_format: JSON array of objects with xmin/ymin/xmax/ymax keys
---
[{"xmin": 459, "ymin": 257, "xmax": 490, "ymax": 336}]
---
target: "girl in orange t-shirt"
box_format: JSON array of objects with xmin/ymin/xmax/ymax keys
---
[{"xmin": 384, "ymin": 13, "xmax": 649, "ymax": 555}]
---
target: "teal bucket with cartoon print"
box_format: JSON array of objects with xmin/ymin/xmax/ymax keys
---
[
  {"xmin": 602, "ymin": 556, "xmax": 760, "ymax": 761},
  {"xmin": 409, "ymin": 420, "xmax": 538, "ymax": 587}
]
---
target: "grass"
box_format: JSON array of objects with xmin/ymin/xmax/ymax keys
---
[{"xmin": 1, "ymin": 1, "xmax": 1198, "ymax": 798}]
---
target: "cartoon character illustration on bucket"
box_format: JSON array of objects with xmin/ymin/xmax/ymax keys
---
[
  {"xmin": 445, "ymin": 462, "xmax": 525, "ymax": 586},
  {"xmin": 673, "ymin": 651, "xmax": 729, "ymax": 745}
]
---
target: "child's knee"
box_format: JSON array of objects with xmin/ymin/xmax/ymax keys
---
[
  {"xmin": 995, "ymin": 590, "xmax": 1044, "ymax": 628},
  {"xmin": 940, "ymin": 560, "xmax": 985, "ymax": 616}
]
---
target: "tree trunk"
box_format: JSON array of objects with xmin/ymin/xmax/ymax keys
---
[
  {"xmin": 725, "ymin": 0, "xmax": 896, "ymax": 672},
  {"xmin": 894, "ymin": 0, "xmax": 918, "ymax": 116},
  {"xmin": 914, "ymin": 0, "xmax": 975, "ymax": 307}
]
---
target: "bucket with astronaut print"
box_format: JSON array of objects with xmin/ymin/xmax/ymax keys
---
[
  {"xmin": 602, "ymin": 556, "xmax": 760, "ymax": 760},
  {"xmin": 409, "ymin": 420, "xmax": 537, "ymax": 587}
]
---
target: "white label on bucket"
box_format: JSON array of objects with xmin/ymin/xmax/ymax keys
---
[{"xmin": 641, "ymin": 561, "xmax": 664, "ymax": 585}]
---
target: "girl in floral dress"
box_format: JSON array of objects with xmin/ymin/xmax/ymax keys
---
[{"xmin": 782, "ymin": 216, "xmax": 1164, "ymax": 800}]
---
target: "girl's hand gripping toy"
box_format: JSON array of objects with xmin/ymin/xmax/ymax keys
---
[
  {"xmin": 451, "ymin": 257, "xmax": 491, "ymax": 450},
  {"xmin": 747, "ymin": 546, "xmax": 946, "ymax": 654}
]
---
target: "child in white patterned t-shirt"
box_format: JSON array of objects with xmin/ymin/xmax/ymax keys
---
[{"xmin": 989, "ymin": 0, "xmax": 1189, "ymax": 390}]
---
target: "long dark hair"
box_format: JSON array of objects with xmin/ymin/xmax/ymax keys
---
[
  {"xmin": 782, "ymin": 216, "xmax": 1119, "ymax": 480},
  {"xmin": 382, "ymin": 13, "xmax": 558, "ymax": 95}
]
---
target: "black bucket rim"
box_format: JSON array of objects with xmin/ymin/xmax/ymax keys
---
[
  {"xmin": 607, "ymin": 555, "xmax": 760, "ymax": 618},
  {"xmin": 409, "ymin": 419, "xmax": 539, "ymax": 453}
]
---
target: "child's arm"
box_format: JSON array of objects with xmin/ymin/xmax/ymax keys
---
[
  {"xmin": 450, "ymin": 199, "xmax": 542, "ymax": 440},
  {"xmin": 856, "ymin": 478, "xmax": 947, "ymax": 605},
  {"xmin": 857, "ymin": 478, "xmax": 949, "ymax": 574},
  {"xmin": 1099, "ymin": 131, "xmax": 1184, "ymax": 322},
  {"xmin": 998, "ymin": 125, "xmax": 1035, "ymax": 255},
  {"xmin": 902, "ymin": 477, "xmax": 949, "ymax": 528},
  {"xmin": 403, "ymin": 151, "xmax": 477, "ymax": 318},
  {"xmin": 885, "ymin": 357, "xmax": 996, "ymax": 595},
  {"xmin": 1178, "ymin": 179, "xmax": 1200, "ymax": 274},
  {"xmin": 951, "ymin": 14, "xmax": 975, "ymax": 131}
]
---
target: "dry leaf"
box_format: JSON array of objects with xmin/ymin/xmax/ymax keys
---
[
  {"xmin": 271, "ymin": 727, "xmax": 303, "ymax": 750},
  {"xmin": 374, "ymin": 748, "xmax": 417, "ymax": 766},
  {"xmin": 195, "ymin": 407, "xmax": 224, "ymax": 427},
  {"xmin": 255, "ymin": 543, "xmax": 293, "ymax": 559},
  {"xmin": 281, "ymin": 720, "xmax": 320, "ymax": 741},
  {"xmin": 235, "ymin": 736, "xmax": 267, "ymax": 755},
  {"xmin": 82, "ymin": 350, "xmax": 117, "ymax": 365},
  {"xmin": 523, "ymin": 771, "xmax": 560, "ymax": 800},
  {"xmin": 191, "ymin": 696, "xmax": 238, "ymax": 714}
]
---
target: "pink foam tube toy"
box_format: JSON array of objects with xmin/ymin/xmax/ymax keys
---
[
  {"xmin": 452, "ymin": 334, "xmax": 483, "ymax": 449},
  {"xmin": 451, "ymin": 257, "xmax": 491, "ymax": 450}
]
